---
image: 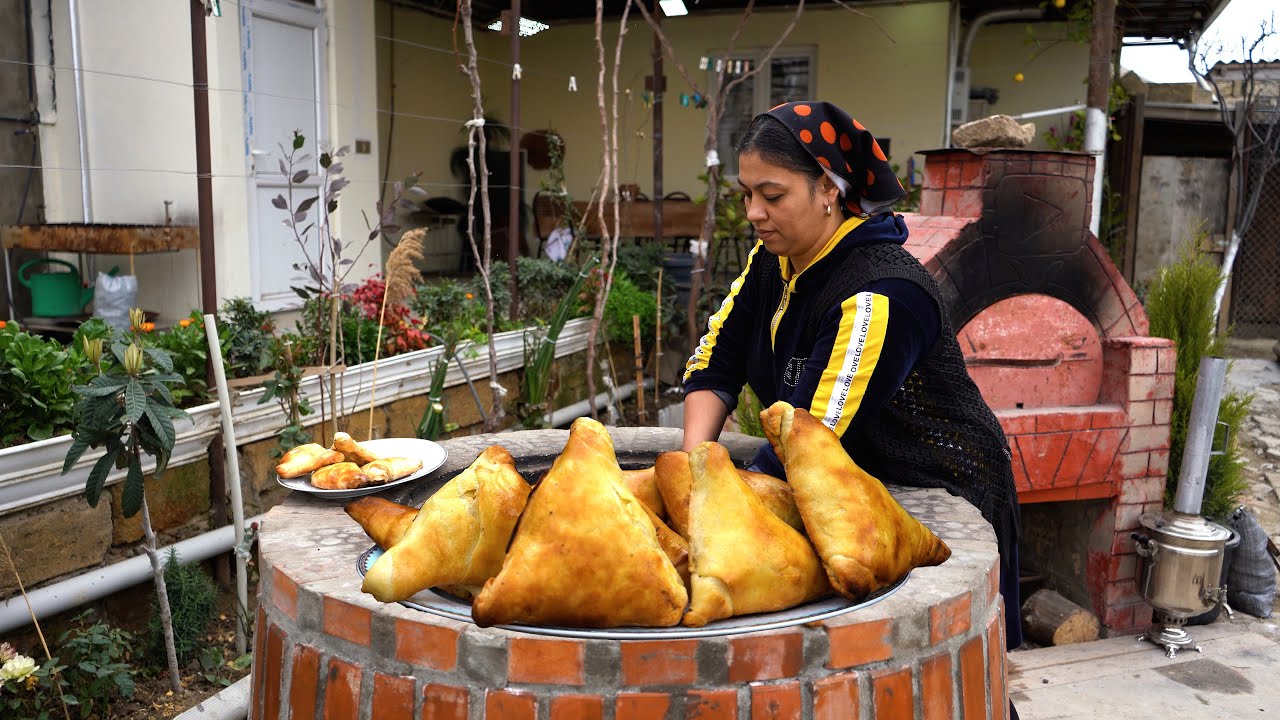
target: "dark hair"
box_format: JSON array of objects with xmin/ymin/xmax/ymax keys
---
[{"xmin": 736, "ymin": 114, "xmax": 822, "ymax": 186}]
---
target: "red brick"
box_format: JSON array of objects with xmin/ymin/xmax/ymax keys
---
[
  {"xmin": 920, "ymin": 189, "xmax": 944, "ymax": 216},
  {"xmin": 1129, "ymin": 347, "xmax": 1158, "ymax": 375},
  {"xmin": 550, "ymin": 694, "xmax": 604, "ymax": 720},
  {"xmin": 1054, "ymin": 430, "xmax": 1099, "ymax": 488},
  {"xmin": 616, "ymin": 692, "xmax": 670, "ymax": 720},
  {"xmin": 1148, "ymin": 448, "xmax": 1170, "ymax": 476},
  {"xmin": 487, "ymin": 690, "xmax": 536, "ymax": 720},
  {"xmin": 273, "ymin": 567, "xmax": 298, "ymax": 619},
  {"xmin": 1010, "ymin": 450, "xmax": 1032, "ymax": 494},
  {"xmin": 1153, "ymin": 400, "xmax": 1173, "ymax": 426},
  {"xmin": 1153, "ymin": 374, "xmax": 1175, "ymax": 399},
  {"xmin": 812, "ymin": 672, "xmax": 859, "ymax": 720},
  {"xmin": 373, "ymin": 673, "xmax": 415, "ymax": 720},
  {"xmin": 932, "ymin": 591, "xmax": 973, "ymax": 644},
  {"xmin": 1083, "ymin": 428, "xmax": 1125, "ymax": 482},
  {"xmin": 729, "ymin": 632, "xmax": 804, "ymax": 682},
  {"xmin": 1128, "ymin": 375, "xmax": 1158, "ymax": 401},
  {"xmin": 1117, "ymin": 451, "xmax": 1150, "ymax": 479},
  {"xmin": 620, "ymin": 640, "xmax": 698, "ymax": 685},
  {"xmin": 946, "ymin": 161, "xmax": 963, "ymax": 188},
  {"xmin": 1113, "ymin": 529, "xmax": 1142, "ymax": 555},
  {"xmin": 1090, "ymin": 408, "xmax": 1128, "ymax": 429},
  {"xmin": 752, "ymin": 681, "xmax": 802, "ymax": 720},
  {"xmin": 422, "ymin": 683, "xmax": 469, "ymax": 720},
  {"xmin": 509, "ymin": 638, "xmax": 585, "ymax": 685},
  {"xmin": 262, "ymin": 625, "xmax": 284, "ymax": 720},
  {"xmin": 958, "ymin": 637, "xmax": 985, "ymax": 720},
  {"xmin": 1118, "ymin": 476, "xmax": 1165, "ymax": 504},
  {"xmin": 961, "ymin": 158, "xmax": 985, "ymax": 187},
  {"xmin": 288, "ymin": 644, "xmax": 321, "ymax": 720},
  {"xmin": 251, "ymin": 606, "xmax": 267, "ymax": 720},
  {"xmin": 987, "ymin": 618, "xmax": 1006, "ymax": 720},
  {"xmin": 1157, "ymin": 347, "xmax": 1177, "ymax": 374},
  {"xmin": 944, "ymin": 189, "xmax": 983, "ymax": 218},
  {"xmin": 687, "ymin": 689, "xmax": 736, "ymax": 720},
  {"xmin": 324, "ymin": 658, "xmax": 363, "ymax": 720},
  {"xmin": 826, "ymin": 618, "xmax": 893, "ymax": 668},
  {"xmin": 988, "ymin": 562, "xmax": 1001, "ymax": 609},
  {"xmin": 1015, "ymin": 433, "xmax": 1070, "ymax": 490},
  {"xmin": 997, "ymin": 413, "xmax": 1037, "ymax": 436},
  {"xmin": 1127, "ymin": 425, "xmax": 1170, "ymax": 452},
  {"xmin": 1104, "ymin": 578, "xmax": 1142, "ymax": 607},
  {"xmin": 1102, "ymin": 602, "xmax": 1135, "ymax": 630},
  {"xmin": 872, "ymin": 668, "xmax": 913, "ymax": 719},
  {"xmin": 921, "ymin": 652, "xmax": 953, "ymax": 720},
  {"xmin": 323, "ymin": 596, "xmax": 371, "ymax": 646},
  {"xmin": 925, "ymin": 160, "xmax": 947, "ymax": 190},
  {"xmin": 1126, "ymin": 401, "xmax": 1154, "ymax": 427},
  {"xmin": 1108, "ymin": 552, "xmax": 1139, "ymax": 582},
  {"xmin": 1113, "ymin": 502, "xmax": 1146, "ymax": 532},
  {"xmin": 1036, "ymin": 412, "xmax": 1092, "ymax": 433},
  {"xmin": 397, "ymin": 620, "xmax": 459, "ymax": 671}
]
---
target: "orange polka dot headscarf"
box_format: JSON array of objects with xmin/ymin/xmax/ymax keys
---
[{"xmin": 765, "ymin": 101, "xmax": 905, "ymax": 216}]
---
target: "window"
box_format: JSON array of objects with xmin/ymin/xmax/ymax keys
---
[{"xmin": 713, "ymin": 48, "xmax": 815, "ymax": 177}]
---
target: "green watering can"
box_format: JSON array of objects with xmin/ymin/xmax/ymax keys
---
[{"xmin": 17, "ymin": 258, "xmax": 95, "ymax": 317}]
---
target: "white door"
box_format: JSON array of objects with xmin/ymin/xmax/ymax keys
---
[{"xmin": 243, "ymin": 0, "xmax": 327, "ymax": 310}]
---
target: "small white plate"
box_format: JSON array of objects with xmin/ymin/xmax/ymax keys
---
[{"xmin": 276, "ymin": 438, "xmax": 448, "ymax": 500}]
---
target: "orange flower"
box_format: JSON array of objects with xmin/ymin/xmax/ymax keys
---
[
  {"xmin": 179, "ymin": 318, "xmax": 192, "ymax": 328},
  {"xmin": 465, "ymin": 293, "xmax": 474, "ymax": 300},
  {"xmin": 0, "ymin": 320, "xmax": 6, "ymax": 330},
  {"xmin": 142, "ymin": 322, "xmax": 156, "ymax": 332}
]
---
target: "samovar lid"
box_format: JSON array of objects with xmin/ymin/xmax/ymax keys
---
[{"xmin": 1139, "ymin": 511, "xmax": 1232, "ymax": 543}]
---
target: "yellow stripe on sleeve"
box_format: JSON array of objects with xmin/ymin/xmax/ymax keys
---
[
  {"xmin": 684, "ymin": 241, "xmax": 764, "ymax": 381},
  {"xmin": 809, "ymin": 292, "xmax": 889, "ymax": 437}
]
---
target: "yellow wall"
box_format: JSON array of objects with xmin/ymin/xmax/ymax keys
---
[{"xmin": 377, "ymin": 3, "xmax": 952, "ymax": 206}]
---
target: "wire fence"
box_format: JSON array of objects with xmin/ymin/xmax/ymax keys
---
[{"xmin": 1231, "ymin": 157, "xmax": 1280, "ymax": 339}]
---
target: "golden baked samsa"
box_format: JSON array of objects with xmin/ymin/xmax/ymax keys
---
[
  {"xmin": 275, "ymin": 443, "xmax": 343, "ymax": 479},
  {"xmin": 683, "ymin": 442, "xmax": 830, "ymax": 627},
  {"xmin": 640, "ymin": 501, "xmax": 689, "ymax": 584},
  {"xmin": 345, "ymin": 497, "xmax": 417, "ymax": 549},
  {"xmin": 332, "ymin": 431, "xmax": 380, "ymax": 465},
  {"xmin": 621, "ymin": 467, "xmax": 666, "ymax": 518},
  {"xmin": 655, "ymin": 452, "xmax": 805, "ymax": 535},
  {"xmin": 761, "ymin": 401, "xmax": 951, "ymax": 600},
  {"xmin": 361, "ymin": 457, "xmax": 423, "ymax": 484},
  {"xmin": 310, "ymin": 462, "xmax": 371, "ymax": 490},
  {"xmin": 471, "ymin": 417, "xmax": 687, "ymax": 628},
  {"xmin": 361, "ymin": 446, "xmax": 530, "ymax": 603}
]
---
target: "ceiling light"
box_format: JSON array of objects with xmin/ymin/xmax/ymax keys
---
[
  {"xmin": 487, "ymin": 16, "xmax": 550, "ymax": 37},
  {"xmin": 659, "ymin": 0, "xmax": 689, "ymax": 17}
]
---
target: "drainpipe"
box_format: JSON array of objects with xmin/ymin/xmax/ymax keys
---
[
  {"xmin": 1084, "ymin": 0, "xmax": 1117, "ymax": 236},
  {"xmin": 0, "ymin": 514, "xmax": 265, "ymax": 635},
  {"xmin": 948, "ymin": 7, "xmax": 1044, "ymax": 143},
  {"xmin": 68, "ymin": 0, "xmax": 91, "ymax": 223}
]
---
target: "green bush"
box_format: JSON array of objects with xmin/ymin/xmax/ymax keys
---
[
  {"xmin": 57, "ymin": 614, "xmax": 137, "ymax": 718},
  {"xmin": 149, "ymin": 312, "xmax": 216, "ymax": 406},
  {"xmin": 0, "ymin": 322, "xmax": 78, "ymax": 446},
  {"xmin": 146, "ymin": 551, "xmax": 219, "ymax": 666},
  {"xmin": 603, "ymin": 272, "xmax": 657, "ymax": 346},
  {"xmin": 1145, "ymin": 240, "xmax": 1251, "ymax": 521},
  {"xmin": 515, "ymin": 256, "xmax": 584, "ymax": 324},
  {"xmin": 219, "ymin": 297, "xmax": 275, "ymax": 377}
]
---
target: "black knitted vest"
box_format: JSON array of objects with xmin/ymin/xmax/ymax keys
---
[{"xmin": 757, "ymin": 242, "xmax": 1021, "ymax": 554}]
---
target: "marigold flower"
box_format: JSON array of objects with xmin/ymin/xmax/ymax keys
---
[
  {"xmin": 465, "ymin": 293, "xmax": 474, "ymax": 300},
  {"xmin": 179, "ymin": 318, "xmax": 192, "ymax": 328},
  {"xmin": 0, "ymin": 320, "xmax": 7, "ymax": 330}
]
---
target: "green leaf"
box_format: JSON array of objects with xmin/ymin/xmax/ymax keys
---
[
  {"xmin": 62, "ymin": 695, "xmax": 80, "ymax": 706},
  {"xmin": 121, "ymin": 456, "xmax": 144, "ymax": 518},
  {"xmin": 292, "ymin": 132, "xmax": 305, "ymax": 150},
  {"xmin": 145, "ymin": 405, "xmax": 176, "ymax": 448},
  {"xmin": 85, "ymin": 446, "xmax": 120, "ymax": 508},
  {"xmin": 144, "ymin": 347, "xmax": 173, "ymax": 373},
  {"xmin": 124, "ymin": 380, "xmax": 146, "ymax": 424},
  {"xmin": 63, "ymin": 435, "xmax": 92, "ymax": 475}
]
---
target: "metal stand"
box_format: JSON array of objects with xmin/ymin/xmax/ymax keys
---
[{"xmin": 1137, "ymin": 613, "xmax": 1203, "ymax": 658}]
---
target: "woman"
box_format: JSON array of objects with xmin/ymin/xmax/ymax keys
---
[{"xmin": 682, "ymin": 101, "xmax": 1023, "ymax": 655}]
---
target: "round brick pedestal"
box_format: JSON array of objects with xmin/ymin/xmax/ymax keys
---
[{"xmin": 250, "ymin": 429, "xmax": 1007, "ymax": 719}]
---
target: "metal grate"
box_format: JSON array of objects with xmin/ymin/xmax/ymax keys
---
[{"xmin": 1230, "ymin": 160, "xmax": 1280, "ymax": 339}]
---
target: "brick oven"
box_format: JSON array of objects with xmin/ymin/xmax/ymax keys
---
[{"xmin": 902, "ymin": 148, "xmax": 1175, "ymax": 633}]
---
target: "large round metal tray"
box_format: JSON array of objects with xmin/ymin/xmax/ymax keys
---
[{"xmin": 356, "ymin": 545, "xmax": 907, "ymax": 640}]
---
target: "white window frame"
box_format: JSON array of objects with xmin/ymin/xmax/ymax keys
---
[
  {"xmin": 711, "ymin": 45, "xmax": 818, "ymax": 178},
  {"xmin": 240, "ymin": 0, "xmax": 330, "ymax": 312}
]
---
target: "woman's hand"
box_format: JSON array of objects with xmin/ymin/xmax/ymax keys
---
[{"xmin": 682, "ymin": 390, "xmax": 732, "ymax": 451}]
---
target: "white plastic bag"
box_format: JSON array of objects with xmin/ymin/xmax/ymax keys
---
[{"xmin": 93, "ymin": 272, "xmax": 137, "ymax": 330}]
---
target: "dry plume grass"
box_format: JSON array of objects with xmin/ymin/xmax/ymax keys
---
[{"xmin": 385, "ymin": 228, "xmax": 427, "ymax": 309}]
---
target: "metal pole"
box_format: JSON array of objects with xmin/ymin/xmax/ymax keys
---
[
  {"xmin": 652, "ymin": 2, "xmax": 664, "ymax": 247},
  {"xmin": 191, "ymin": 0, "xmax": 229, "ymax": 586},
  {"xmin": 1084, "ymin": 0, "xmax": 1116, "ymax": 236},
  {"xmin": 507, "ymin": 0, "xmax": 521, "ymax": 321},
  {"xmin": 204, "ymin": 314, "xmax": 248, "ymax": 655},
  {"xmin": 1173, "ymin": 356, "xmax": 1228, "ymax": 516}
]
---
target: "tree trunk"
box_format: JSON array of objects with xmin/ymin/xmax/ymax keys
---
[
  {"xmin": 1021, "ymin": 588, "xmax": 1100, "ymax": 646},
  {"xmin": 141, "ymin": 494, "xmax": 182, "ymax": 691}
]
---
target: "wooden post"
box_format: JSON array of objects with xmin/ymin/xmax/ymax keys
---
[
  {"xmin": 633, "ymin": 314, "xmax": 646, "ymax": 424},
  {"xmin": 654, "ymin": 267, "xmax": 662, "ymax": 411}
]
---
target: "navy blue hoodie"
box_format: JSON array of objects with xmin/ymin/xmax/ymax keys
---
[{"xmin": 683, "ymin": 213, "xmax": 940, "ymax": 476}]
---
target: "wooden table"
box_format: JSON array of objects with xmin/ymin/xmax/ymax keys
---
[{"xmin": 533, "ymin": 196, "xmax": 706, "ymax": 243}]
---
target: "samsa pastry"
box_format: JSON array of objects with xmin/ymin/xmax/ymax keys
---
[
  {"xmin": 761, "ymin": 401, "xmax": 951, "ymax": 600},
  {"xmin": 275, "ymin": 443, "xmax": 343, "ymax": 479},
  {"xmin": 361, "ymin": 457, "xmax": 423, "ymax": 484},
  {"xmin": 682, "ymin": 442, "xmax": 830, "ymax": 627},
  {"xmin": 361, "ymin": 446, "xmax": 530, "ymax": 602},
  {"xmin": 621, "ymin": 467, "xmax": 666, "ymax": 519},
  {"xmin": 332, "ymin": 431, "xmax": 380, "ymax": 465},
  {"xmin": 655, "ymin": 452, "xmax": 805, "ymax": 535},
  {"xmin": 471, "ymin": 417, "xmax": 687, "ymax": 628},
  {"xmin": 345, "ymin": 497, "xmax": 417, "ymax": 549},
  {"xmin": 310, "ymin": 461, "xmax": 371, "ymax": 490}
]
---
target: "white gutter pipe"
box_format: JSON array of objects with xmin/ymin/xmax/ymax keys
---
[
  {"xmin": 68, "ymin": 0, "xmax": 91, "ymax": 222},
  {"xmin": 947, "ymin": 8, "xmax": 1045, "ymax": 144},
  {"xmin": 0, "ymin": 514, "xmax": 265, "ymax": 635},
  {"xmin": 205, "ymin": 314, "xmax": 249, "ymax": 656},
  {"xmin": 547, "ymin": 379, "xmax": 653, "ymax": 428}
]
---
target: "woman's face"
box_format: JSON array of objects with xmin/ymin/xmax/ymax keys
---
[{"xmin": 737, "ymin": 151, "xmax": 842, "ymax": 271}]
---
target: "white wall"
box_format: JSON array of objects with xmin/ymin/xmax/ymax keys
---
[{"xmin": 34, "ymin": 0, "xmax": 380, "ymax": 323}]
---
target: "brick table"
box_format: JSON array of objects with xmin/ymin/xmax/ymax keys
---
[{"xmin": 250, "ymin": 429, "xmax": 1006, "ymax": 719}]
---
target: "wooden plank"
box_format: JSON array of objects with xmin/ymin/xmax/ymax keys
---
[
  {"xmin": 1, "ymin": 224, "xmax": 199, "ymax": 253},
  {"xmin": 531, "ymin": 197, "xmax": 705, "ymax": 241}
]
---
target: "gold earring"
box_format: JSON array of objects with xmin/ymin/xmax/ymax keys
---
[{"xmin": 824, "ymin": 203, "xmax": 832, "ymax": 216}]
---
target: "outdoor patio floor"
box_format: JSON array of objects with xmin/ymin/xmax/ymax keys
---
[{"xmin": 1008, "ymin": 618, "xmax": 1280, "ymax": 718}]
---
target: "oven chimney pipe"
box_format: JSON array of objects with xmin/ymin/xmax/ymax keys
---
[
  {"xmin": 1172, "ymin": 356, "xmax": 1228, "ymax": 517},
  {"xmin": 1084, "ymin": 0, "xmax": 1116, "ymax": 236}
]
